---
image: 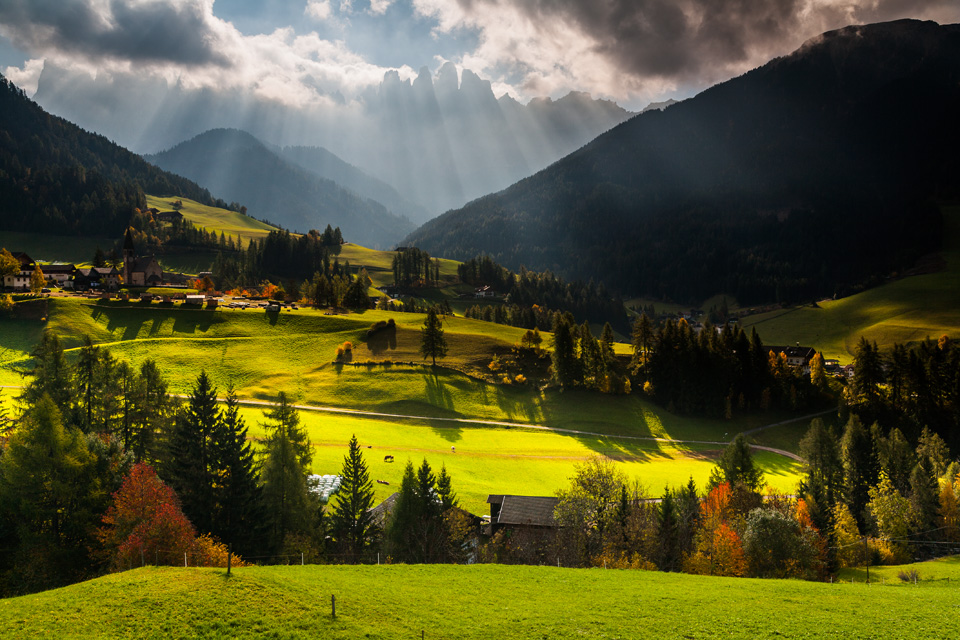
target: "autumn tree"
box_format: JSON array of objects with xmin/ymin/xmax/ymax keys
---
[
  {"xmin": 831, "ymin": 502, "xmax": 866, "ymax": 568},
  {"xmin": 97, "ymin": 463, "xmax": 195, "ymax": 570},
  {"xmin": 554, "ymin": 457, "xmax": 630, "ymax": 566},
  {"xmin": 29, "ymin": 264, "xmax": 45, "ymax": 293},
  {"xmin": 0, "ymin": 248, "xmax": 19, "ymax": 278}
]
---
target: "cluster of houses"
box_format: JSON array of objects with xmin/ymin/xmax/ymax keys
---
[{"xmin": 2, "ymin": 230, "xmax": 189, "ymax": 292}]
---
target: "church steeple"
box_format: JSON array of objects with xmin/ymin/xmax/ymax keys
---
[{"xmin": 123, "ymin": 227, "xmax": 135, "ymax": 285}]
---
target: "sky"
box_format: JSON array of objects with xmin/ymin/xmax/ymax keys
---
[{"xmin": 1, "ymin": 0, "xmax": 958, "ymax": 111}]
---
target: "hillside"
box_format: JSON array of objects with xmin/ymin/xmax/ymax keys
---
[
  {"xmin": 1, "ymin": 563, "xmax": 956, "ymax": 639},
  {"xmin": 145, "ymin": 129, "xmax": 413, "ymax": 248},
  {"xmin": 279, "ymin": 146, "xmax": 430, "ymax": 225},
  {"xmin": 405, "ymin": 19, "xmax": 960, "ymax": 305},
  {"xmin": 0, "ymin": 75, "xmax": 225, "ymax": 237}
]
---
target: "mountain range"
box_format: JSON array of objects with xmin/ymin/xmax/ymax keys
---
[
  {"xmin": 31, "ymin": 63, "xmax": 635, "ymax": 216},
  {"xmin": 405, "ymin": 19, "xmax": 960, "ymax": 304},
  {"xmin": 145, "ymin": 129, "xmax": 414, "ymax": 248}
]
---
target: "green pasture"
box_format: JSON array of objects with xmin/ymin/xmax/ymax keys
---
[
  {"xmin": 145, "ymin": 195, "xmax": 278, "ymax": 245},
  {"xmin": 742, "ymin": 206, "xmax": 960, "ymax": 359},
  {"xmin": 838, "ymin": 555, "xmax": 960, "ymax": 584},
  {"xmin": 239, "ymin": 407, "xmax": 801, "ymax": 515},
  {"xmin": 2, "ymin": 563, "xmax": 958, "ymax": 639}
]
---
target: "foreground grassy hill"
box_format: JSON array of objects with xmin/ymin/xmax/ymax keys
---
[
  {"xmin": 741, "ymin": 205, "xmax": 960, "ymax": 360},
  {"xmin": 2, "ymin": 562, "xmax": 956, "ymax": 639}
]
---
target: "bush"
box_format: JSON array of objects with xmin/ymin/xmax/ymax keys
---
[
  {"xmin": 366, "ymin": 318, "xmax": 396, "ymax": 338},
  {"xmin": 898, "ymin": 569, "xmax": 920, "ymax": 583}
]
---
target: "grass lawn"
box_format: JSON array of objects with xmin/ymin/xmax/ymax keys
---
[
  {"xmin": 1, "ymin": 563, "xmax": 958, "ymax": 639},
  {"xmin": 241, "ymin": 407, "xmax": 801, "ymax": 515},
  {"xmin": 838, "ymin": 555, "xmax": 960, "ymax": 584},
  {"xmin": 741, "ymin": 205, "xmax": 960, "ymax": 360}
]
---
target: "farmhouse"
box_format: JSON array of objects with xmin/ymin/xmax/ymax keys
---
[
  {"xmin": 42, "ymin": 264, "xmax": 78, "ymax": 287},
  {"xmin": 2, "ymin": 252, "xmax": 34, "ymax": 290},
  {"xmin": 486, "ymin": 494, "xmax": 558, "ymax": 536},
  {"xmin": 154, "ymin": 210, "xmax": 184, "ymax": 223},
  {"xmin": 122, "ymin": 228, "xmax": 163, "ymax": 287},
  {"xmin": 474, "ymin": 285, "xmax": 496, "ymax": 299},
  {"xmin": 768, "ymin": 344, "xmax": 817, "ymax": 370}
]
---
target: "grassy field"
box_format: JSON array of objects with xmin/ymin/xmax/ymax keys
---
[
  {"xmin": 742, "ymin": 205, "xmax": 960, "ymax": 360},
  {"xmin": 243, "ymin": 407, "xmax": 801, "ymax": 515},
  {"xmin": 146, "ymin": 195, "xmax": 278, "ymax": 245},
  {"xmin": 2, "ymin": 562, "xmax": 958, "ymax": 639},
  {"xmin": 838, "ymin": 555, "xmax": 960, "ymax": 584}
]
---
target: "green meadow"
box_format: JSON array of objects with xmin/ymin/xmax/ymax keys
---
[
  {"xmin": 145, "ymin": 195, "xmax": 278, "ymax": 245},
  {"xmin": 241, "ymin": 407, "xmax": 801, "ymax": 515},
  {"xmin": 741, "ymin": 206, "xmax": 960, "ymax": 360},
  {"xmin": 1, "ymin": 563, "xmax": 957, "ymax": 639}
]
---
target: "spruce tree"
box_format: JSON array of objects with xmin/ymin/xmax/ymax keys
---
[
  {"xmin": 212, "ymin": 386, "xmax": 265, "ymax": 557},
  {"xmin": 330, "ymin": 434, "xmax": 376, "ymax": 562},
  {"xmin": 710, "ymin": 434, "xmax": 764, "ymax": 492},
  {"xmin": 420, "ymin": 307, "xmax": 448, "ymax": 366},
  {"xmin": 166, "ymin": 371, "xmax": 220, "ymax": 535},
  {"xmin": 260, "ymin": 392, "xmax": 313, "ymax": 551}
]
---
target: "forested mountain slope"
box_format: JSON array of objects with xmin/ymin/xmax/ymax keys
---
[
  {"xmin": 0, "ymin": 75, "xmax": 224, "ymax": 237},
  {"xmin": 406, "ymin": 20, "xmax": 960, "ymax": 304}
]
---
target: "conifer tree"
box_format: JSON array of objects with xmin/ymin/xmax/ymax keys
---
[
  {"xmin": 420, "ymin": 307, "xmax": 448, "ymax": 366},
  {"xmin": 260, "ymin": 392, "xmax": 313, "ymax": 551},
  {"xmin": 166, "ymin": 371, "xmax": 220, "ymax": 536},
  {"xmin": 330, "ymin": 434, "xmax": 376, "ymax": 562},
  {"xmin": 212, "ymin": 387, "xmax": 265, "ymax": 556}
]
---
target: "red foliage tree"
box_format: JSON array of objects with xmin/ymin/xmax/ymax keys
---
[{"xmin": 98, "ymin": 463, "xmax": 195, "ymax": 569}]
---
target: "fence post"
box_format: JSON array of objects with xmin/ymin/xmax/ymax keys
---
[
  {"xmin": 301, "ymin": 552, "xmax": 304, "ymax": 566},
  {"xmin": 331, "ymin": 594, "xmax": 336, "ymax": 618},
  {"xmin": 184, "ymin": 552, "xmax": 187, "ymax": 568},
  {"xmin": 227, "ymin": 544, "xmax": 232, "ymax": 576}
]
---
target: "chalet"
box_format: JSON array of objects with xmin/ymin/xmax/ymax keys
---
[
  {"xmin": 122, "ymin": 228, "xmax": 163, "ymax": 287},
  {"xmin": 154, "ymin": 210, "xmax": 184, "ymax": 223},
  {"xmin": 474, "ymin": 285, "xmax": 496, "ymax": 299},
  {"xmin": 42, "ymin": 264, "xmax": 78, "ymax": 287},
  {"xmin": 185, "ymin": 294, "xmax": 206, "ymax": 305},
  {"xmin": 768, "ymin": 344, "xmax": 817, "ymax": 369},
  {"xmin": 93, "ymin": 266, "xmax": 121, "ymax": 291},
  {"xmin": 368, "ymin": 492, "xmax": 400, "ymax": 529},
  {"xmin": 74, "ymin": 268, "xmax": 103, "ymax": 291},
  {"xmin": 3, "ymin": 252, "xmax": 34, "ymax": 290},
  {"xmin": 487, "ymin": 494, "xmax": 558, "ymax": 536}
]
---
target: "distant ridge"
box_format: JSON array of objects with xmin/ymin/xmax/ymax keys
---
[
  {"xmin": 405, "ymin": 19, "xmax": 960, "ymax": 304},
  {"xmin": 146, "ymin": 129, "xmax": 413, "ymax": 248}
]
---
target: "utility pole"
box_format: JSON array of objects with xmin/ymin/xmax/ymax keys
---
[{"xmin": 863, "ymin": 536, "xmax": 870, "ymax": 584}]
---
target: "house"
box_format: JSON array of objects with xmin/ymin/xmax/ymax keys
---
[
  {"xmin": 74, "ymin": 268, "xmax": 103, "ymax": 291},
  {"xmin": 93, "ymin": 266, "xmax": 121, "ymax": 291},
  {"xmin": 474, "ymin": 285, "xmax": 496, "ymax": 299},
  {"xmin": 368, "ymin": 492, "xmax": 400, "ymax": 529},
  {"xmin": 486, "ymin": 494, "xmax": 559, "ymax": 536},
  {"xmin": 767, "ymin": 344, "xmax": 817, "ymax": 370},
  {"xmin": 154, "ymin": 210, "xmax": 184, "ymax": 223},
  {"xmin": 122, "ymin": 228, "xmax": 163, "ymax": 287},
  {"xmin": 185, "ymin": 294, "xmax": 206, "ymax": 305},
  {"xmin": 3, "ymin": 252, "xmax": 34, "ymax": 290},
  {"xmin": 41, "ymin": 264, "xmax": 78, "ymax": 287}
]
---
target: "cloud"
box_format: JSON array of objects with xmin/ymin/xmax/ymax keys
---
[
  {"xmin": 0, "ymin": 0, "xmax": 231, "ymax": 68},
  {"xmin": 4, "ymin": 58, "xmax": 45, "ymax": 95},
  {"xmin": 368, "ymin": 0, "xmax": 393, "ymax": 16},
  {"xmin": 305, "ymin": 0, "xmax": 332, "ymax": 21},
  {"xmin": 413, "ymin": 0, "xmax": 960, "ymax": 103}
]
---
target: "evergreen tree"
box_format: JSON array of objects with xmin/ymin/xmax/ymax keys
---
[
  {"xmin": 436, "ymin": 464, "xmax": 457, "ymax": 511},
  {"xmin": 0, "ymin": 395, "xmax": 102, "ymax": 592},
  {"xmin": 166, "ymin": 371, "xmax": 220, "ymax": 536},
  {"xmin": 709, "ymin": 434, "xmax": 764, "ymax": 492},
  {"xmin": 260, "ymin": 392, "xmax": 314, "ymax": 551},
  {"xmin": 212, "ymin": 387, "xmax": 266, "ymax": 557},
  {"xmin": 797, "ymin": 418, "xmax": 843, "ymax": 532},
  {"xmin": 551, "ymin": 311, "xmax": 581, "ymax": 388},
  {"xmin": 20, "ymin": 330, "xmax": 71, "ymax": 414},
  {"xmin": 330, "ymin": 435, "xmax": 377, "ymax": 562},
  {"xmin": 909, "ymin": 457, "xmax": 940, "ymax": 539},
  {"xmin": 840, "ymin": 415, "xmax": 875, "ymax": 528},
  {"xmin": 420, "ymin": 307, "xmax": 448, "ymax": 366}
]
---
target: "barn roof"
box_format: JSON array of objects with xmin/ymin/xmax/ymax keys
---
[{"xmin": 489, "ymin": 495, "xmax": 558, "ymax": 528}]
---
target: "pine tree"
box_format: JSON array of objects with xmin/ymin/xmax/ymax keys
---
[
  {"xmin": 797, "ymin": 418, "xmax": 842, "ymax": 532},
  {"xmin": 330, "ymin": 434, "xmax": 376, "ymax": 562},
  {"xmin": 20, "ymin": 330, "xmax": 72, "ymax": 414},
  {"xmin": 212, "ymin": 387, "xmax": 265, "ymax": 557},
  {"xmin": 260, "ymin": 392, "xmax": 313, "ymax": 551},
  {"xmin": 709, "ymin": 434, "xmax": 764, "ymax": 492},
  {"xmin": 420, "ymin": 307, "xmax": 448, "ymax": 366},
  {"xmin": 840, "ymin": 415, "xmax": 875, "ymax": 528},
  {"xmin": 166, "ymin": 371, "xmax": 220, "ymax": 536}
]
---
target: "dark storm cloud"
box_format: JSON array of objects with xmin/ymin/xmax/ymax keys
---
[
  {"xmin": 470, "ymin": 0, "xmax": 960, "ymax": 83},
  {"xmin": 0, "ymin": 0, "xmax": 231, "ymax": 67}
]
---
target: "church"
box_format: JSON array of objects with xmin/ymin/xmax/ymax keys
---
[{"xmin": 122, "ymin": 228, "xmax": 163, "ymax": 287}]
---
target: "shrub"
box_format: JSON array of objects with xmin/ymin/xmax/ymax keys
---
[
  {"xmin": 898, "ymin": 569, "xmax": 920, "ymax": 583},
  {"xmin": 514, "ymin": 374, "xmax": 526, "ymax": 384}
]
